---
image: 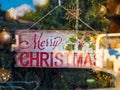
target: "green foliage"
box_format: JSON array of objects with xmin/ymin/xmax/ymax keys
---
[
  {"xmin": 69, "ymin": 37, "xmax": 77, "ymax": 43},
  {"xmin": 22, "ymin": 0, "xmax": 109, "ymax": 31},
  {"xmin": 64, "ymin": 31, "xmax": 97, "ymax": 51},
  {"xmin": 22, "ymin": 11, "xmax": 34, "ymax": 21},
  {"xmin": 0, "ymin": 0, "xmax": 114, "ymax": 89},
  {"xmin": 65, "ymin": 44, "xmax": 74, "ymax": 51}
]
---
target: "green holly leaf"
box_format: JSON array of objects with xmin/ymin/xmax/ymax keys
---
[
  {"xmin": 66, "ymin": 44, "xmax": 74, "ymax": 51},
  {"xmin": 69, "ymin": 38, "xmax": 77, "ymax": 43},
  {"xmin": 90, "ymin": 43, "xmax": 95, "ymax": 50},
  {"xmin": 84, "ymin": 36, "xmax": 90, "ymax": 42},
  {"xmin": 77, "ymin": 32, "xmax": 84, "ymax": 36},
  {"xmin": 78, "ymin": 45, "xmax": 83, "ymax": 50}
]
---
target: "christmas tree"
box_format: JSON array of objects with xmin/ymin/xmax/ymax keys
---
[
  {"xmin": 0, "ymin": 0, "xmax": 115, "ymax": 90},
  {"xmin": 23, "ymin": 0, "xmax": 109, "ymax": 31}
]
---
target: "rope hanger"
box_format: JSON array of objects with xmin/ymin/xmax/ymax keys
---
[{"xmin": 28, "ymin": 0, "xmax": 96, "ymax": 32}]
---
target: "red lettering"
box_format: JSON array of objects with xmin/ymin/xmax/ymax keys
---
[
  {"xmin": 20, "ymin": 52, "xmax": 29, "ymax": 67},
  {"xmin": 38, "ymin": 33, "xmax": 45, "ymax": 50},
  {"xmin": 17, "ymin": 51, "xmax": 96, "ymax": 68},
  {"xmin": 50, "ymin": 52, "xmax": 54, "ymax": 67},
  {"xmin": 52, "ymin": 37, "xmax": 62, "ymax": 50},
  {"xmin": 50, "ymin": 39, "xmax": 53, "ymax": 46},
  {"xmin": 19, "ymin": 40, "xmax": 30, "ymax": 49},
  {"xmin": 46, "ymin": 39, "xmax": 49, "ymax": 47},
  {"xmin": 93, "ymin": 62, "xmax": 96, "ymax": 66},
  {"xmin": 33, "ymin": 33, "xmax": 45, "ymax": 50},
  {"xmin": 93, "ymin": 55, "xmax": 96, "ymax": 66},
  {"xmin": 74, "ymin": 53, "xmax": 83, "ymax": 67},
  {"xmin": 19, "ymin": 32, "xmax": 63, "ymax": 51},
  {"xmin": 84, "ymin": 53, "xmax": 92, "ymax": 67},
  {"xmin": 40, "ymin": 52, "xmax": 49, "ymax": 67},
  {"xmin": 34, "ymin": 33, "xmax": 37, "ymax": 49},
  {"xmin": 41, "ymin": 41, "xmax": 45, "ymax": 47},
  {"xmin": 55, "ymin": 52, "xmax": 63, "ymax": 67},
  {"xmin": 30, "ymin": 52, "xmax": 39, "ymax": 67},
  {"xmin": 64, "ymin": 52, "xmax": 71, "ymax": 66}
]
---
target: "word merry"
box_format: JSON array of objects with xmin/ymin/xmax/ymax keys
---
[{"xmin": 19, "ymin": 32, "xmax": 62, "ymax": 50}]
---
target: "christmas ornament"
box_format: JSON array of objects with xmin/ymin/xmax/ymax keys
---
[
  {"xmin": 66, "ymin": 6, "xmax": 81, "ymax": 22},
  {"xmin": 115, "ymin": 4, "xmax": 120, "ymax": 15},
  {"xmin": 88, "ymin": 0, "xmax": 94, "ymax": 3},
  {"xmin": 0, "ymin": 30, "xmax": 12, "ymax": 44},
  {"xmin": 0, "ymin": 68, "xmax": 11, "ymax": 83},
  {"xmin": 98, "ymin": 5, "xmax": 107, "ymax": 17},
  {"xmin": 33, "ymin": 0, "xmax": 50, "ymax": 8},
  {"xmin": 91, "ymin": 33, "xmax": 98, "ymax": 42},
  {"xmin": 94, "ymin": 70, "xmax": 114, "ymax": 87}
]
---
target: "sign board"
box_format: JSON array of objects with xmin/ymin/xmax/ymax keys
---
[{"xmin": 13, "ymin": 30, "xmax": 99, "ymax": 68}]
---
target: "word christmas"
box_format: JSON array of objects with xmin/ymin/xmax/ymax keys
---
[{"xmin": 16, "ymin": 52, "xmax": 96, "ymax": 67}]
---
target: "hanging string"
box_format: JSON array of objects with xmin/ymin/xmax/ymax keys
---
[
  {"xmin": 58, "ymin": 0, "xmax": 61, "ymax": 6},
  {"xmin": 75, "ymin": 0, "xmax": 79, "ymax": 33},
  {"xmin": 28, "ymin": 0, "xmax": 96, "ymax": 32},
  {"xmin": 60, "ymin": 5, "xmax": 96, "ymax": 32},
  {"xmin": 28, "ymin": 6, "xmax": 59, "ymax": 30}
]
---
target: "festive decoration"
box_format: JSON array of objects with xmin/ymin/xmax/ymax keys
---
[
  {"xmin": 91, "ymin": 34, "xmax": 98, "ymax": 42},
  {"xmin": 115, "ymin": 4, "xmax": 120, "ymax": 15},
  {"xmin": 0, "ymin": 68, "xmax": 11, "ymax": 83},
  {"xmin": 91, "ymin": 33, "xmax": 106, "ymax": 48},
  {"xmin": 64, "ymin": 31, "xmax": 97, "ymax": 51},
  {"xmin": 0, "ymin": 30, "xmax": 12, "ymax": 44},
  {"xmin": 66, "ymin": 6, "xmax": 81, "ymax": 22},
  {"xmin": 98, "ymin": 5, "xmax": 107, "ymax": 17},
  {"xmin": 93, "ymin": 70, "xmax": 114, "ymax": 87},
  {"xmin": 0, "ymin": 0, "xmax": 116, "ymax": 89},
  {"xmin": 33, "ymin": 0, "xmax": 50, "ymax": 8},
  {"xmin": 88, "ymin": 0, "xmax": 94, "ymax": 3}
]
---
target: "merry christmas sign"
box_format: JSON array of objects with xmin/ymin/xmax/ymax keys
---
[{"xmin": 14, "ymin": 30, "xmax": 99, "ymax": 68}]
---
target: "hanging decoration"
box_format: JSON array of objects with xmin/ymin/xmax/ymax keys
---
[
  {"xmin": 0, "ymin": 29, "xmax": 12, "ymax": 45},
  {"xmin": 115, "ymin": 4, "xmax": 120, "ymax": 15},
  {"xmin": 14, "ymin": 30, "xmax": 99, "ymax": 68},
  {"xmin": 93, "ymin": 70, "xmax": 114, "ymax": 87},
  {"xmin": 66, "ymin": 6, "xmax": 81, "ymax": 22},
  {"xmin": 98, "ymin": 5, "xmax": 107, "ymax": 18},
  {"xmin": 33, "ymin": 0, "xmax": 50, "ymax": 8},
  {"xmin": 88, "ymin": 0, "xmax": 94, "ymax": 3},
  {"xmin": 29, "ymin": 0, "xmax": 96, "ymax": 31},
  {"xmin": 64, "ymin": 31, "xmax": 97, "ymax": 51},
  {"xmin": 0, "ymin": 68, "xmax": 11, "ymax": 83},
  {"xmin": 91, "ymin": 33, "xmax": 98, "ymax": 42}
]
